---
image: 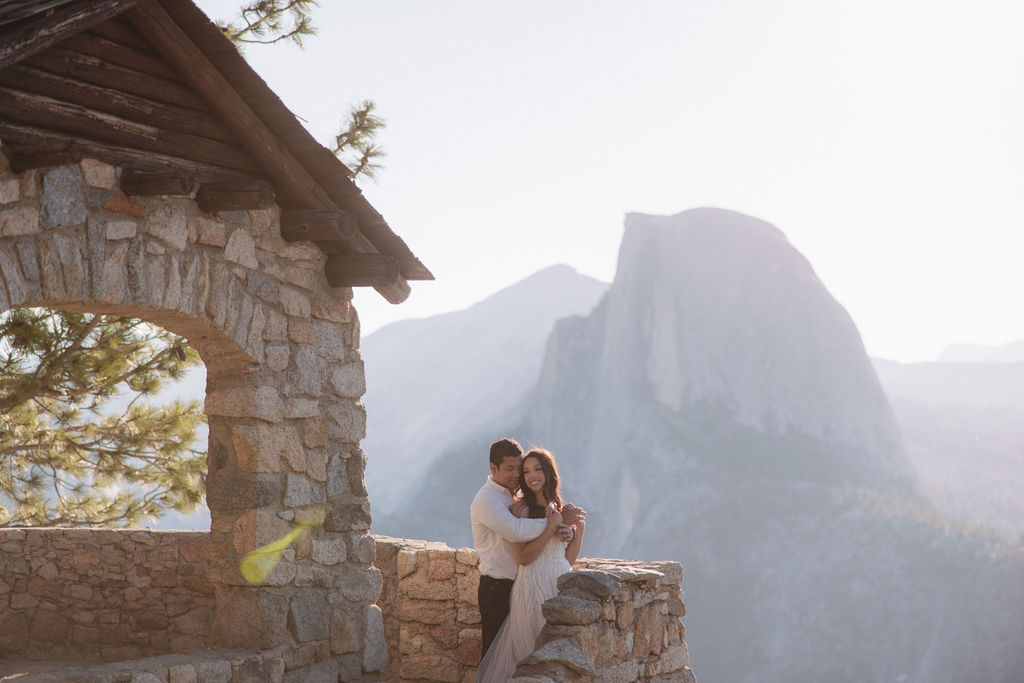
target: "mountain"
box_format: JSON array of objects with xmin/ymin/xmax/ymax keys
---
[
  {"xmin": 937, "ymin": 340, "xmax": 1024, "ymax": 363},
  {"xmin": 361, "ymin": 265, "xmax": 608, "ymax": 515},
  {"xmin": 367, "ymin": 208, "xmax": 1024, "ymax": 683},
  {"xmin": 873, "ymin": 358, "xmax": 1024, "ymax": 538}
]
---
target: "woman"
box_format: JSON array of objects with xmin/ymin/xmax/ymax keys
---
[{"xmin": 474, "ymin": 448, "xmax": 585, "ymax": 683}]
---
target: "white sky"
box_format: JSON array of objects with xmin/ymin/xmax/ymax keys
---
[{"xmin": 198, "ymin": 0, "xmax": 1024, "ymax": 363}]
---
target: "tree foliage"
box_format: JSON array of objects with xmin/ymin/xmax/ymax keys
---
[
  {"xmin": 331, "ymin": 100, "xmax": 386, "ymax": 181},
  {"xmin": 0, "ymin": 309, "xmax": 206, "ymax": 527},
  {"xmin": 217, "ymin": 0, "xmax": 386, "ymax": 180},
  {"xmin": 218, "ymin": 0, "xmax": 318, "ymax": 46}
]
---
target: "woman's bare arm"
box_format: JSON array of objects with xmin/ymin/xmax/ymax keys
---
[
  {"xmin": 564, "ymin": 518, "xmax": 585, "ymax": 565},
  {"xmin": 512, "ymin": 504, "xmax": 562, "ymax": 567}
]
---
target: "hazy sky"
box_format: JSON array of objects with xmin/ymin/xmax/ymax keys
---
[{"xmin": 198, "ymin": 0, "xmax": 1024, "ymax": 363}]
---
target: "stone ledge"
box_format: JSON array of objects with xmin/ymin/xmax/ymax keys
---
[{"xmin": 0, "ymin": 650, "xmax": 283, "ymax": 683}]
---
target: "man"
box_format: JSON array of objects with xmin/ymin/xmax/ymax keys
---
[{"xmin": 470, "ymin": 437, "xmax": 584, "ymax": 658}]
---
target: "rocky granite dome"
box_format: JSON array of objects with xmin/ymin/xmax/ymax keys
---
[
  {"xmin": 374, "ymin": 209, "xmax": 1024, "ymax": 683},
  {"xmin": 531, "ymin": 208, "xmax": 915, "ymax": 498}
]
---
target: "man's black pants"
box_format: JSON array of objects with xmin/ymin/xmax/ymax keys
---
[{"xmin": 478, "ymin": 575, "xmax": 514, "ymax": 658}]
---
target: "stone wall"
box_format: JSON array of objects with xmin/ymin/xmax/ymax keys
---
[
  {"xmin": 372, "ymin": 537, "xmax": 695, "ymax": 683},
  {"xmin": 513, "ymin": 558, "xmax": 694, "ymax": 682},
  {"xmin": 0, "ymin": 152, "xmax": 381, "ymax": 680},
  {"xmin": 373, "ymin": 537, "xmax": 481, "ymax": 683},
  {"xmin": 0, "ymin": 531, "xmax": 693, "ymax": 682},
  {"xmin": 0, "ymin": 528, "xmax": 213, "ymax": 662}
]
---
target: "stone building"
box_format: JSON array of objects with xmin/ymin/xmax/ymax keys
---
[
  {"xmin": 0, "ymin": 0, "xmax": 430, "ymax": 678},
  {"xmin": 0, "ymin": 1, "xmax": 695, "ymax": 681}
]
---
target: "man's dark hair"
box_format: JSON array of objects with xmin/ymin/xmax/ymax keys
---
[{"xmin": 489, "ymin": 437, "xmax": 523, "ymax": 467}]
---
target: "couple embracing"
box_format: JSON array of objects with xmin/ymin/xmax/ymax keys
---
[{"xmin": 469, "ymin": 438, "xmax": 587, "ymax": 683}]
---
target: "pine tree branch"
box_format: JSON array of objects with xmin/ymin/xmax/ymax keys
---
[
  {"xmin": 221, "ymin": 0, "xmax": 318, "ymax": 47},
  {"xmin": 1, "ymin": 308, "xmax": 206, "ymax": 527},
  {"xmin": 0, "ymin": 314, "xmax": 101, "ymax": 414}
]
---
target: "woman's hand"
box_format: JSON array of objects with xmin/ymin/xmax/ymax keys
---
[
  {"xmin": 545, "ymin": 502, "xmax": 563, "ymax": 528},
  {"xmin": 561, "ymin": 503, "xmax": 586, "ymax": 526}
]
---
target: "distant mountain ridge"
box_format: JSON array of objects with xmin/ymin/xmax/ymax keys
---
[
  {"xmin": 364, "ymin": 209, "xmax": 1024, "ymax": 683},
  {"xmin": 361, "ymin": 264, "xmax": 608, "ymax": 513},
  {"xmin": 873, "ymin": 357, "xmax": 1024, "ymax": 538},
  {"xmin": 938, "ymin": 340, "xmax": 1024, "ymax": 363}
]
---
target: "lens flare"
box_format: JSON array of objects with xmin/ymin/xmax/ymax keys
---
[{"xmin": 240, "ymin": 509, "xmax": 326, "ymax": 584}]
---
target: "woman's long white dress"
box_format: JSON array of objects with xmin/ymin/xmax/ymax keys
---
[{"xmin": 475, "ymin": 537, "xmax": 571, "ymax": 683}]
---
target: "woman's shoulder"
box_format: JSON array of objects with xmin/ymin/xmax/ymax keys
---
[{"xmin": 509, "ymin": 499, "xmax": 530, "ymax": 518}]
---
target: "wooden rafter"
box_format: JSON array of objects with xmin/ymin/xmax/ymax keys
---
[
  {"xmin": 124, "ymin": 0, "xmax": 413, "ymax": 303},
  {"xmin": 125, "ymin": 1, "xmax": 330, "ymax": 210},
  {"xmin": 0, "ymin": 120, "xmax": 265, "ymax": 184},
  {"xmin": 325, "ymin": 253, "xmax": 401, "ymax": 288},
  {"xmin": 281, "ymin": 209, "xmax": 357, "ymax": 244},
  {"xmin": 0, "ymin": 0, "xmax": 138, "ymax": 70},
  {"xmin": 25, "ymin": 46, "xmax": 207, "ymax": 110},
  {"xmin": 120, "ymin": 169, "xmax": 198, "ymax": 196},
  {"xmin": 3, "ymin": 141, "xmax": 82, "ymax": 173},
  {"xmin": 0, "ymin": 85, "xmax": 258, "ymax": 171},
  {"xmin": 0, "ymin": 64, "xmax": 234, "ymax": 142},
  {"xmin": 196, "ymin": 181, "xmax": 276, "ymax": 213}
]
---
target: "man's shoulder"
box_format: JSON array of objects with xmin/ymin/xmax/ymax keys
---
[{"xmin": 470, "ymin": 480, "xmax": 494, "ymax": 507}]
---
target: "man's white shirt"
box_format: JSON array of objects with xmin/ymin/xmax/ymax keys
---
[{"xmin": 470, "ymin": 476, "xmax": 547, "ymax": 580}]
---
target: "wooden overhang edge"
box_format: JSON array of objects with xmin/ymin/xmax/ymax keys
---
[
  {"xmin": 124, "ymin": 0, "xmax": 416, "ymax": 302},
  {"xmin": 155, "ymin": 0, "xmax": 433, "ymax": 284}
]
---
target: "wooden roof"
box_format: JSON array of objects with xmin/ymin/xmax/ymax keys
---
[{"xmin": 0, "ymin": 0, "xmax": 432, "ymax": 303}]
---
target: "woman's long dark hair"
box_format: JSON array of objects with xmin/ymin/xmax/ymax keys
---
[{"xmin": 519, "ymin": 448, "xmax": 562, "ymax": 519}]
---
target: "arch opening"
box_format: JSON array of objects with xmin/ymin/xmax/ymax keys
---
[{"xmin": 0, "ymin": 305, "xmax": 221, "ymax": 529}]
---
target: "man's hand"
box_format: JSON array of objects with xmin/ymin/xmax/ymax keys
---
[
  {"xmin": 561, "ymin": 503, "xmax": 586, "ymax": 527},
  {"xmin": 556, "ymin": 524, "xmax": 574, "ymax": 543}
]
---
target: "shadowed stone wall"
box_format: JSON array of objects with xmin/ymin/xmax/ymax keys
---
[
  {"xmin": 0, "ymin": 151, "xmax": 380, "ymax": 680},
  {"xmin": 373, "ymin": 537, "xmax": 481, "ymax": 682},
  {"xmin": 0, "ymin": 528, "xmax": 212, "ymax": 661},
  {"xmin": 514, "ymin": 557, "xmax": 694, "ymax": 682}
]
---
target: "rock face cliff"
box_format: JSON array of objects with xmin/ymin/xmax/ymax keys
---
[
  {"xmin": 369, "ymin": 209, "xmax": 1024, "ymax": 683},
  {"xmin": 530, "ymin": 209, "xmax": 915, "ymax": 527}
]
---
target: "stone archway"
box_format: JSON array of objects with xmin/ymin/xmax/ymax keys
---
[{"xmin": 0, "ymin": 155, "xmax": 383, "ymax": 678}]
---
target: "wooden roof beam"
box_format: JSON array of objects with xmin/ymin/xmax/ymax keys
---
[
  {"xmin": 325, "ymin": 254, "xmax": 401, "ymax": 288},
  {"xmin": 3, "ymin": 141, "xmax": 82, "ymax": 173},
  {"xmin": 125, "ymin": 0, "xmax": 411, "ymax": 303},
  {"xmin": 120, "ymin": 169, "xmax": 198, "ymax": 196},
  {"xmin": 0, "ymin": 119, "xmax": 264, "ymax": 183},
  {"xmin": 0, "ymin": 0, "xmax": 138, "ymax": 70},
  {"xmin": 126, "ymin": 1, "xmax": 330, "ymax": 211},
  {"xmin": 281, "ymin": 209, "xmax": 356, "ymax": 244},
  {"xmin": 197, "ymin": 180, "xmax": 275, "ymax": 213}
]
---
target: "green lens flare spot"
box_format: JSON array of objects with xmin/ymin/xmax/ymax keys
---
[{"xmin": 239, "ymin": 521, "xmax": 318, "ymax": 585}]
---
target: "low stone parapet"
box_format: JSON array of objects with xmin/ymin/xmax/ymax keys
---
[
  {"xmin": 373, "ymin": 536, "xmax": 481, "ymax": 683},
  {"xmin": 0, "ymin": 528, "xmax": 693, "ymax": 681},
  {"xmin": 513, "ymin": 558, "xmax": 695, "ymax": 682},
  {"xmin": 0, "ymin": 649, "xmax": 284, "ymax": 682},
  {"xmin": 0, "ymin": 527, "xmax": 214, "ymax": 662},
  {"xmin": 372, "ymin": 537, "xmax": 695, "ymax": 683}
]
